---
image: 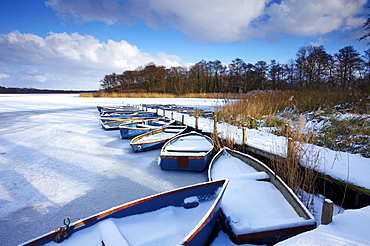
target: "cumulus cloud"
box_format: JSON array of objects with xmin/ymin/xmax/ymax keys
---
[
  {"xmin": 259, "ymin": 0, "xmax": 367, "ymax": 37},
  {"xmin": 45, "ymin": 0, "xmax": 367, "ymax": 42},
  {"xmin": 0, "ymin": 31, "xmax": 181, "ymax": 89}
]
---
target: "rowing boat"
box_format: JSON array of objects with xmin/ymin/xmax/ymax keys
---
[
  {"xmin": 119, "ymin": 118, "xmax": 175, "ymax": 139},
  {"xmin": 159, "ymin": 131, "xmax": 214, "ymax": 172},
  {"xmin": 208, "ymin": 147, "xmax": 316, "ymax": 245},
  {"xmin": 20, "ymin": 180, "xmax": 229, "ymax": 246},
  {"xmin": 130, "ymin": 125, "xmax": 188, "ymax": 152},
  {"xmin": 100, "ymin": 117, "xmax": 157, "ymax": 130}
]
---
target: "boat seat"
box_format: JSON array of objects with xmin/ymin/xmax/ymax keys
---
[
  {"xmin": 152, "ymin": 121, "xmax": 168, "ymax": 126},
  {"xmin": 166, "ymin": 145, "xmax": 211, "ymax": 152},
  {"xmin": 135, "ymin": 124, "xmax": 158, "ymax": 129},
  {"xmin": 164, "ymin": 129, "xmax": 182, "ymax": 133},
  {"xmin": 228, "ymin": 171, "xmax": 270, "ymax": 181},
  {"xmin": 98, "ymin": 219, "xmax": 130, "ymax": 246}
]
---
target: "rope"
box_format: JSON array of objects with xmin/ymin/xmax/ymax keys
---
[{"xmin": 54, "ymin": 218, "xmax": 71, "ymax": 243}]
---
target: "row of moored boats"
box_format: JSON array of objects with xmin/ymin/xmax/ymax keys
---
[{"xmin": 21, "ymin": 105, "xmax": 317, "ymax": 246}]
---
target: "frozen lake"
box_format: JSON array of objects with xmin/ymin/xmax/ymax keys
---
[{"xmin": 0, "ymin": 95, "xmax": 219, "ymax": 245}]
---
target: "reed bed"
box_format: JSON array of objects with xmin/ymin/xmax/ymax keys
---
[
  {"xmin": 80, "ymin": 91, "xmax": 241, "ymax": 99},
  {"xmin": 212, "ymin": 89, "xmax": 368, "ymax": 205}
]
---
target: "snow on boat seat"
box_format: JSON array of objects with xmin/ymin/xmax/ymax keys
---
[
  {"xmin": 226, "ymin": 171, "xmax": 270, "ymax": 181},
  {"xmin": 152, "ymin": 121, "xmax": 168, "ymax": 126},
  {"xmin": 135, "ymin": 124, "xmax": 158, "ymax": 129},
  {"xmin": 44, "ymin": 219, "xmax": 130, "ymax": 245},
  {"xmin": 98, "ymin": 219, "xmax": 130, "ymax": 246},
  {"xmin": 165, "ymin": 136, "xmax": 213, "ymax": 152},
  {"xmin": 164, "ymin": 128, "xmax": 183, "ymax": 133}
]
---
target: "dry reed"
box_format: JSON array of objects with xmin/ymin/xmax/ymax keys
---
[{"xmin": 80, "ymin": 91, "xmax": 243, "ymax": 99}]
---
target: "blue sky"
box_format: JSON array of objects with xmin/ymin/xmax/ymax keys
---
[{"xmin": 0, "ymin": 0, "xmax": 369, "ymax": 90}]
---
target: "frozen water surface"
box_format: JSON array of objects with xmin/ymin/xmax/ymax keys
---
[{"xmin": 0, "ymin": 95, "xmax": 213, "ymax": 245}]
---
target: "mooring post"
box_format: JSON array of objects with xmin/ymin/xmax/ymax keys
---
[
  {"xmin": 321, "ymin": 199, "xmax": 334, "ymax": 225},
  {"xmin": 156, "ymin": 108, "xmax": 158, "ymax": 115},
  {"xmin": 243, "ymin": 127, "xmax": 247, "ymax": 145},
  {"xmin": 162, "ymin": 109, "xmax": 165, "ymax": 117},
  {"xmin": 195, "ymin": 116, "xmax": 199, "ymax": 130},
  {"xmin": 181, "ymin": 114, "xmax": 185, "ymax": 124},
  {"xmin": 213, "ymin": 113, "xmax": 217, "ymax": 133},
  {"xmin": 285, "ymin": 123, "xmax": 290, "ymax": 137},
  {"xmin": 171, "ymin": 111, "xmax": 174, "ymax": 120}
]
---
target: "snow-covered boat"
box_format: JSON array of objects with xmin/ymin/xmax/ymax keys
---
[
  {"xmin": 119, "ymin": 118, "xmax": 175, "ymax": 138},
  {"xmin": 159, "ymin": 131, "xmax": 214, "ymax": 172},
  {"xmin": 20, "ymin": 179, "xmax": 229, "ymax": 246},
  {"xmin": 97, "ymin": 105, "xmax": 138, "ymax": 114},
  {"xmin": 130, "ymin": 125, "xmax": 188, "ymax": 152},
  {"xmin": 100, "ymin": 117, "xmax": 157, "ymax": 130},
  {"xmin": 100, "ymin": 111, "xmax": 156, "ymax": 118},
  {"xmin": 208, "ymin": 147, "xmax": 316, "ymax": 245}
]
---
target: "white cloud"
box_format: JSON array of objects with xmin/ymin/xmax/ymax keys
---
[
  {"xmin": 262, "ymin": 0, "xmax": 367, "ymax": 37},
  {"xmin": 45, "ymin": 0, "xmax": 368, "ymax": 42},
  {"xmin": 0, "ymin": 73, "xmax": 10, "ymax": 79},
  {"xmin": 143, "ymin": 0, "xmax": 268, "ymax": 42},
  {"xmin": 0, "ymin": 31, "xmax": 181, "ymax": 89}
]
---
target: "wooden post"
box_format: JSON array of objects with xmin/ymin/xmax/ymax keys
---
[
  {"xmin": 285, "ymin": 123, "xmax": 290, "ymax": 137},
  {"xmin": 287, "ymin": 137, "xmax": 293, "ymax": 160},
  {"xmin": 321, "ymin": 199, "xmax": 334, "ymax": 225},
  {"xmin": 243, "ymin": 127, "xmax": 247, "ymax": 145},
  {"xmin": 182, "ymin": 114, "xmax": 185, "ymax": 124},
  {"xmin": 162, "ymin": 109, "xmax": 165, "ymax": 117},
  {"xmin": 171, "ymin": 111, "xmax": 174, "ymax": 120},
  {"xmin": 156, "ymin": 108, "xmax": 158, "ymax": 115},
  {"xmin": 213, "ymin": 113, "xmax": 217, "ymax": 133},
  {"xmin": 195, "ymin": 116, "xmax": 198, "ymax": 130}
]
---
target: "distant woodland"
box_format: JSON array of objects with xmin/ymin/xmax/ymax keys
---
[
  {"xmin": 100, "ymin": 45, "xmax": 370, "ymax": 94},
  {"xmin": 0, "ymin": 86, "xmax": 97, "ymax": 94}
]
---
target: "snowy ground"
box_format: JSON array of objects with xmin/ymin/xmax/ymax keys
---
[{"xmin": 0, "ymin": 94, "xmax": 369, "ymax": 246}]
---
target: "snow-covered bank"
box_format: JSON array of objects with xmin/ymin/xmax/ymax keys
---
[
  {"xmin": 276, "ymin": 205, "xmax": 370, "ymax": 246},
  {"xmin": 0, "ymin": 94, "xmax": 369, "ymax": 246},
  {"xmin": 156, "ymin": 108, "xmax": 370, "ymax": 192}
]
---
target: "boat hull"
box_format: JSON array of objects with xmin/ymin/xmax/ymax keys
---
[
  {"xmin": 100, "ymin": 117, "xmax": 156, "ymax": 130},
  {"xmin": 208, "ymin": 147, "xmax": 316, "ymax": 245},
  {"xmin": 160, "ymin": 154, "xmax": 213, "ymax": 172},
  {"xmin": 119, "ymin": 118, "xmax": 174, "ymax": 139},
  {"xmin": 20, "ymin": 179, "xmax": 229, "ymax": 246},
  {"xmin": 130, "ymin": 125, "xmax": 188, "ymax": 152}
]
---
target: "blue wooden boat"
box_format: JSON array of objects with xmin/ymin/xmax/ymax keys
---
[
  {"xmin": 100, "ymin": 117, "xmax": 157, "ymax": 130},
  {"xmin": 100, "ymin": 111, "xmax": 156, "ymax": 118},
  {"xmin": 159, "ymin": 131, "xmax": 214, "ymax": 172},
  {"xmin": 119, "ymin": 118, "xmax": 175, "ymax": 139},
  {"xmin": 208, "ymin": 147, "xmax": 316, "ymax": 245},
  {"xmin": 130, "ymin": 125, "xmax": 188, "ymax": 152},
  {"xmin": 97, "ymin": 105, "xmax": 138, "ymax": 114},
  {"xmin": 20, "ymin": 179, "xmax": 229, "ymax": 246}
]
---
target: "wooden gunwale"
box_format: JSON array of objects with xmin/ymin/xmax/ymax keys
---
[{"xmin": 131, "ymin": 126, "xmax": 187, "ymax": 146}]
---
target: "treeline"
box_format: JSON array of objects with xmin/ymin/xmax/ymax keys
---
[
  {"xmin": 100, "ymin": 45, "xmax": 370, "ymax": 94},
  {"xmin": 0, "ymin": 86, "xmax": 97, "ymax": 94}
]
